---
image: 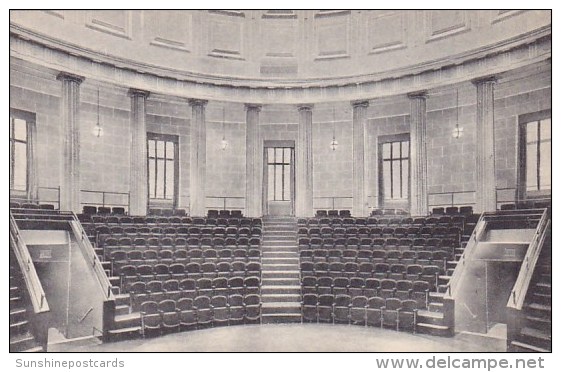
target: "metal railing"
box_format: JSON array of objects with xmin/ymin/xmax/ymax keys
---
[
  {"xmin": 206, "ymin": 196, "xmax": 245, "ymax": 211},
  {"xmin": 445, "ymin": 212, "xmax": 486, "ymax": 298},
  {"xmin": 313, "ymin": 196, "xmax": 353, "ymax": 211},
  {"xmin": 507, "ymin": 209, "xmax": 550, "ymax": 310},
  {"xmin": 9, "ymin": 212, "xmax": 50, "ymax": 314},
  {"xmin": 428, "ymin": 190, "xmax": 476, "ymax": 208},
  {"xmin": 80, "ymin": 190, "xmax": 130, "ymax": 211},
  {"xmin": 69, "ymin": 215, "xmax": 115, "ymax": 300}
]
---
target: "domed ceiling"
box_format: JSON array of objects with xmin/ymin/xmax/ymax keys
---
[{"xmin": 10, "ymin": 10, "xmax": 551, "ymax": 86}]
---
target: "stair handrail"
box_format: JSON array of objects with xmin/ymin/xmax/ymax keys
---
[
  {"xmin": 9, "ymin": 212, "xmax": 50, "ymax": 313},
  {"xmin": 445, "ymin": 213, "xmax": 486, "ymax": 299},
  {"xmin": 68, "ymin": 214, "xmax": 115, "ymax": 300},
  {"xmin": 507, "ymin": 209, "xmax": 550, "ymax": 310}
]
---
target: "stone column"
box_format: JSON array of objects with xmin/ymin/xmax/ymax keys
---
[
  {"xmin": 408, "ymin": 91, "xmax": 429, "ymax": 217},
  {"xmin": 57, "ymin": 72, "xmax": 84, "ymax": 213},
  {"xmin": 296, "ymin": 105, "xmax": 314, "ymax": 217},
  {"xmin": 352, "ymin": 100, "xmax": 369, "ymax": 217},
  {"xmin": 189, "ymin": 99, "xmax": 208, "ymax": 216},
  {"xmin": 473, "ymin": 76, "xmax": 497, "ymax": 213},
  {"xmin": 245, "ymin": 104, "xmax": 262, "ymax": 217},
  {"xmin": 128, "ymin": 89, "xmax": 150, "ymax": 216}
]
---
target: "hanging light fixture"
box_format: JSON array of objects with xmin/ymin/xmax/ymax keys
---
[
  {"xmin": 452, "ymin": 88, "xmax": 464, "ymax": 139},
  {"xmin": 330, "ymin": 107, "xmax": 339, "ymax": 151},
  {"xmin": 220, "ymin": 107, "xmax": 228, "ymax": 150},
  {"xmin": 92, "ymin": 88, "xmax": 104, "ymax": 138}
]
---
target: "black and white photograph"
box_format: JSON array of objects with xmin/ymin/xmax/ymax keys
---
[{"xmin": 8, "ymin": 8, "xmax": 552, "ymax": 357}]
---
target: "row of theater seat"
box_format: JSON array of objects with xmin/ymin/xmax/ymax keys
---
[
  {"xmin": 10, "ymin": 202, "xmax": 56, "ymax": 210},
  {"xmin": 115, "ymin": 262, "xmax": 262, "ymax": 280},
  {"xmin": 301, "ymin": 265, "xmax": 441, "ymax": 289},
  {"xmin": 298, "ymin": 237, "xmax": 458, "ymax": 251},
  {"xmin": 300, "ymin": 252, "xmax": 450, "ymax": 271},
  {"xmin": 297, "ymin": 227, "xmax": 461, "ymax": 240},
  {"xmin": 126, "ymin": 277, "xmax": 261, "ymax": 309},
  {"xmin": 106, "ymin": 247, "xmax": 261, "ymax": 264},
  {"xmin": 86, "ymin": 216, "xmax": 262, "ymax": 228},
  {"xmin": 302, "ymin": 294, "xmax": 418, "ymax": 332},
  {"xmin": 97, "ymin": 231, "xmax": 262, "ymax": 246},
  {"xmin": 302, "ymin": 277, "xmax": 431, "ymax": 309},
  {"xmin": 430, "ymin": 206, "xmax": 474, "ymax": 215},
  {"xmin": 140, "ymin": 295, "xmax": 261, "ymax": 337},
  {"xmin": 100, "ymin": 235, "xmax": 261, "ymax": 248},
  {"xmin": 298, "ymin": 216, "xmax": 465, "ymax": 227}
]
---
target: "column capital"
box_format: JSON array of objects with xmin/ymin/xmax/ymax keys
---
[
  {"xmin": 407, "ymin": 90, "xmax": 428, "ymax": 100},
  {"xmin": 56, "ymin": 72, "xmax": 85, "ymax": 84},
  {"xmin": 128, "ymin": 88, "xmax": 150, "ymax": 98},
  {"xmin": 297, "ymin": 104, "xmax": 314, "ymax": 112},
  {"xmin": 244, "ymin": 103, "xmax": 262, "ymax": 112},
  {"xmin": 351, "ymin": 100, "xmax": 369, "ymax": 108},
  {"xmin": 188, "ymin": 98, "xmax": 208, "ymax": 107},
  {"xmin": 471, "ymin": 75, "xmax": 498, "ymax": 86}
]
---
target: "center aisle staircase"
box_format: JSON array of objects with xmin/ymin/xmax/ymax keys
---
[{"xmin": 260, "ymin": 217, "xmax": 301, "ymax": 323}]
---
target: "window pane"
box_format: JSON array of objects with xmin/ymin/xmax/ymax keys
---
[
  {"xmin": 165, "ymin": 160, "xmax": 174, "ymax": 199},
  {"xmin": 275, "ymin": 148, "xmax": 283, "ymax": 163},
  {"xmin": 268, "ymin": 148, "xmax": 274, "ymax": 164},
  {"xmin": 392, "ymin": 142, "xmax": 400, "ymax": 158},
  {"xmin": 402, "ymin": 160, "xmax": 409, "ymax": 199},
  {"xmin": 156, "ymin": 159, "xmax": 165, "ymax": 198},
  {"xmin": 268, "ymin": 165, "xmax": 275, "ymax": 201},
  {"xmin": 402, "ymin": 141, "xmax": 409, "ymax": 159},
  {"xmin": 149, "ymin": 159, "xmax": 156, "ymax": 198},
  {"xmin": 526, "ymin": 143, "xmax": 538, "ymax": 191},
  {"xmin": 383, "ymin": 161, "xmax": 392, "ymax": 200},
  {"xmin": 540, "ymin": 119, "xmax": 551, "ymax": 141},
  {"xmin": 526, "ymin": 121, "xmax": 538, "ymax": 143},
  {"xmin": 284, "ymin": 164, "xmax": 291, "ymax": 200},
  {"xmin": 383, "ymin": 143, "xmax": 391, "ymax": 160},
  {"xmin": 156, "ymin": 141, "xmax": 164, "ymax": 158},
  {"xmin": 14, "ymin": 142, "xmax": 27, "ymax": 191},
  {"xmin": 284, "ymin": 148, "xmax": 291, "ymax": 164},
  {"xmin": 392, "ymin": 160, "xmax": 401, "ymax": 199},
  {"xmin": 275, "ymin": 164, "xmax": 283, "ymax": 200},
  {"xmin": 166, "ymin": 141, "xmax": 175, "ymax": 159},
  {"xmin": 148, "ymin": 140, "xmax": 155, "ymax": 157},
  {"xmin": 13, "ymin": 119, "xmax": 27, "ymax": 141},
  {"xmin": 540, "ymin": 141, "xmax": 551, "ymax": 190}
]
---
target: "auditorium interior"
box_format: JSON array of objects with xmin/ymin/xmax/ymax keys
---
[{"xmin": 8, "ymin": 10, "xmax": 552, "ymax": 352}]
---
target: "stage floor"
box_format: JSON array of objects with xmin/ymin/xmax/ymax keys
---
[{"xmin": 49, "ymin": 323, "xmax": 506, "ymax": 352}]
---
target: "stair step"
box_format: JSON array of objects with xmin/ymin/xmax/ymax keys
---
[
  {"xmin": 114, "ymin": 294, "xmax": 131, "ymax": 307},
  {"xmin": 261, "ymin": 302, "xmax": 301, "ymax": 314},
  {"xmin": 416, "ymin": 323, "xmax": 452, "ymax": 337},
  {"xmin": 10, "ymin": 308, "xmax": 27, "ymax": 323},
  {"xmin": 9, "ymin": 333, "xmax": 37, "ymax": 352},
  {"xmin": 519, "ymin": 327, "xmax": 551, "ymax": 349},
  {"xmin": 262, "ymin": 258, "xmax": 299, "ymax": 265},
  {"xmin": 262, "ymin": 264, "xmax": 300, "ymax": 271},
  {"xmin": 22, "ymin": 346, "xmax": 43, "ymax": 352},
  {"xmin": 114, "ymin": 312, "xmax": 141, "ymax": 328},
  {"xmin": 510, "ymin": 340, "xmax": 550, "ymax": 353},
  {"xmin": 261, "ymin": 294, "xmax": 301, "ymax": 302},
  {"xmin": 107, "ymin": 326, "xmax": 142, "ymax": 342},
  {"xmin": 115, "ymin": 305, "xmax": 131, "ymax": 316},
  {"xmin": 417, "ymin": 309, "xmax": 444, "ymax": 325},
  {"xmin": 261, "ymin": 314, "xmax": 301, "ymax": 323},
  {"xmin": 261, "ymin": 285, "xmax": 301, "ymax": 294},
  {"xmin": 10, "ymin": 320, "xmax": 29, "ymax": 334},
  {"xmin": 262, "ymin": 271, "xmax": 300, "ymax": 279},
  {"xmin": 262, "ymin": 278, "xmax": 301, "ymax": 286}
]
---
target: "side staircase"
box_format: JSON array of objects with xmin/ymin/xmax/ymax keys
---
[
  {"xmin": 260, "ymin": 216, "xmax": 302, "ymax": 323},
  {"xmin": 9, "ymin": 249, "xmax": 43, "ymax": 352},
  {"xmin": 510, "ymin": 225, "xmax": 551, "ymax": 352},
  {"xmin": 416, "ymin": 214, "xmax": 480, "ymax": 336}
]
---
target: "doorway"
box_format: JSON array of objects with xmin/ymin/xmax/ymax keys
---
[{"xmin": 263, "ymin": 146, "xmax": 295, "ymax": 216}]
